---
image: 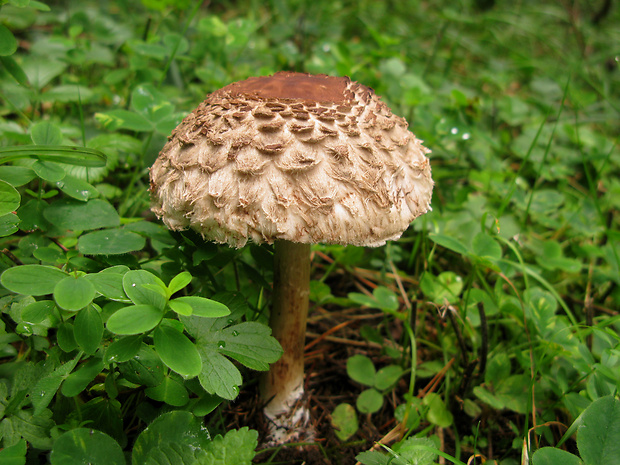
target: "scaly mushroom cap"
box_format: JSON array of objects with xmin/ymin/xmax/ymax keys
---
[{"xmin": 150, "ymin": 72, "xmax": 433, "ymax": 247}]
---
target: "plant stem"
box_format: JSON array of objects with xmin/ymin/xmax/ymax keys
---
[{"xmin": 261, "ymin": 240, "xmax": 311, "ymax": 420}]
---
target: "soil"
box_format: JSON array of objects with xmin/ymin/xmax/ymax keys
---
[{"xmin": 218, "ymin": 305, "xmax": 411, "ymax": 465}]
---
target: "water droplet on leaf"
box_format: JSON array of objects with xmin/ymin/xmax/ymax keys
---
[
  {"xmin": 232, "ymin": 330, "xmax": 239, "ymax": 337},
  {"xmin": 217, "ymin": 341, "xmax": 226, "ymax": 349}
]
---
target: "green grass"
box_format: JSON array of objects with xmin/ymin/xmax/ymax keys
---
[{"xmin": 0, "ymin": 0, "xmax": 618, "ymax": 464}]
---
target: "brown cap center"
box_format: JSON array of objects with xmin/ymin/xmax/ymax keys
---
[{"xmin": 210, "ymin": 72, "xmax": 351, "ymax": 104}]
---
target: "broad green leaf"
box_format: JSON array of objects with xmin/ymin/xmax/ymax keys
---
[
  {"xmin": 420, "ymin": 271, "xmax": 463, "ymax": 304},
  {"xmin": 0, "ymin": 212, "xmax": 19, "ymax": 237},
  {"xmin": 61, "ymin": 357, "xmax": 105, "ymax": 397},
  {"xmin": 55, "ymin": 174, "xmax": 99, "ymax": 201},
  {"xmin": 0, "ymin": 24, "xmax": 18, "ymax": 56},
  {"xmin": 0, "ymin": 180, "xmax": 20, "ymax": 216},
  {"xmin": 31, "ymin": 121, "xmax": 63, "ymax": 146},
  {"xmin": 1, "ymin": 265, "xmax": 68, "ymax": 295},
  {"xmin": 472, "ymin": 232, "xmax": 502, "ymax": 260},
  {"xmin": 54, "ymin": 275, "xmax": 96, "ymax": 311},
  {"xmin": 331, "ymin": 403, "xmax": 358, "ymax": 441},
  {"xmin": 44, "ymin": 198, "xmax": 120, "ymax": 230},
  {"xmin": 429, "ymin": 233, "xmax": 469, "ymax": 255},
  {"xmin": 0, "ymin": 55, "xmax": 29, "ymax": 86},
  {"xmin": 0, "ymin": 166, "xmax": 36, "ymax": 187},
  {"xmin": 532, "ymin": 447, "xmax": 582, "ymax": 465},
  {"xmin": 172, "ymin": 296, "xmax": 230, "ymax": 318},
  {"xmin": 50, "ymin": 428, "xmax": 125, "ymax": 465},
  {"xmin": 32, "ymin": 160, "xmax": 65, "ymax": 182},
  {"xmin": 197, "ymin": 348, "xmax": 242, "ymax": 400},
  {"xmin": 374, "ymin": 365, "xmax": 404, "ymax": 391},
  {"xmin": 168, "ymin": 300, "xmax": 193, "ymax": 316},
  {"xmin": 145, "ymin": 376, "xmax": 189, "ymax": 407},
  {"xmin": 123, "ymin": 270, "xmax": 167, "ymax": 310},
  {"xmin": 0, "ymin": 438, "xmax": 27, "ymax": 465},
  {"xmin": 117, "ymin": 344, "xmax": 164, "ymax": 387},
  {"xmin": 74, "ymin": 306, "xmax": 104, "ymax": 354},
  {"xmin": 131, "ymin": 411, "xmax": 211, "ymax": 465},
  {"xmin": 105, "ymin": 335, "xmax": 143, "ymax": 363},
  {"xmin": 21, "ymin": 300, "xmax": 56, "ymax": 324},
  {"xmin": 21, "ymin": 57, "xmax": 66, "ymax": 90},
  {"xmin": 153, "ymin": 324, "xmax": 202, "ymax": 378},
  {"xmin": 423, "ymin": 393, "xmax": 454, "ymax": 427},
  {"xmin": 85, "ymin": 269, "xmax": 130, "ymax": 302},
  {"xmin": 96, "ymin": 109, "xmax": 153, "ymax": 132},
  {"xmin": 78, "ymin": 228, "xmax": 146, "ymax": 255},
  {"xmin": 373, "ymin": 286, "xmax": 399, "ymax": 311},
  {"xmin": 106, "ymin": 304, "xmax": 163, "ymax": 335},
  {"xmin": 347, "ymin": 354, "xmax": 376, "ymax": 387},
  {"xmin": 16, "ymin": 198, "xmax": 47, "ymax": 231},
  {"xmin": 577, "ymin": 396, "xmax": 620, "ymax": 465},
  {"xmin": 168, "ymin": 271, "xmax": 192, "ymax": 295},
  {"xmin": 357, "ymin": 388, "xmax": 383, "ymax": 414},
  {"xmin": 57, "ymin": 321, "xmax": 78, "ymax": 352}
]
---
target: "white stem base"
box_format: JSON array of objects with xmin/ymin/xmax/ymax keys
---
[{"xmin": 264, "ymin": 384, "xmax": 313, "ymax": 444}]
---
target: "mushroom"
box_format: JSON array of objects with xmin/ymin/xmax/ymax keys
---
[{"xmin": 149, "ymin": 72, "xmax": 433, "ymax": 441}]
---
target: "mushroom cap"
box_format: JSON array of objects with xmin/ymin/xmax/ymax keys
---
[{"xmin": 150, "ymin": 72, "xmax": 433, "ymax": 248}]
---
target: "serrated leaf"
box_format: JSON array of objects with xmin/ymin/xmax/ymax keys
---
[
  {"xmin": 50, "ymin": 428, "xmax": 125, "ymax": 465},
  {"xmin": 202, "ymin": 427, "xmax": 258, "ymax": 465},
  {"xmin": 31, "ymin": 356, "xmax": 80, "ymax": 415},
  {"xmin": 214, "ymin": 322, "xmax": 282, "ymax": 371},
  {"xmin": 131, "ymin": 411, "xmax": 211, "ymax": 465},
  {"xmin": 153, "ymin": 325, "xmax": 202, "ymax": 378},
  {"xmin": 197, "ymin": 348, "xmax": 242, "ymax": 400}
]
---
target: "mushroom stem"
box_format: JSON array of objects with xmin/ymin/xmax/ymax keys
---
[{"xmin": 261, "ymin": 240, "xmax": 311, "ymax": 430}]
